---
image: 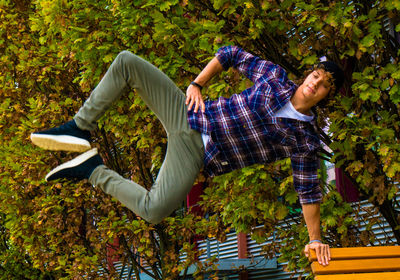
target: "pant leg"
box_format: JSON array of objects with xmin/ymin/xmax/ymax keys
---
[
  {"xmin": 90, "ymin": 129, "xmax": 204, "ymax": 224},
  {"xmin": 74, "ymin": 51, "xmax": 187, "ymax": 134},
  {"xmin": 78, "ymin": 51, "xmax": 205, "ymax": 223}
]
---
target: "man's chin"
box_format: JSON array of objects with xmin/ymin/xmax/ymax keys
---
[{"xmin": 303, "ymin": 89, "xmax": 315, "ymax": 98}]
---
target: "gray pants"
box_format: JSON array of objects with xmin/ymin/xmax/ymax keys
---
[{"xmin": 74, "ymin": 51, "xmax": 204, "ymax": 224}]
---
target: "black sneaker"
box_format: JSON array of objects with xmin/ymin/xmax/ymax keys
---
[
  {"xmin": 45, "ymin": 148, "xmax": 103, "ymax": 181},
  {"xmin": 31, "ymin": 119, "xmax": 91, "ymax": 152}
]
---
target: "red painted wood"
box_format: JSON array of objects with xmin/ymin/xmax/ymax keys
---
[{"xmin": 237, "ymin": 232, "xmax": 248, "ymax": 259}]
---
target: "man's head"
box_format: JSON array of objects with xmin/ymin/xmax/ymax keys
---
[{"xmin": 297, "ymin": 61, "xmax": 344, "ymax": 109}]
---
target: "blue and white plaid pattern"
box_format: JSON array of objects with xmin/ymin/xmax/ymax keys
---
[{"xmin": 187, "ymin": 46, "xmax": 322, "ymax": 204}]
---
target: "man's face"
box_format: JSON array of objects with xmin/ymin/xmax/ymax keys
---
[{"xmin": 300, "ymin": 69, "xmax": 333, "ymax": 106}]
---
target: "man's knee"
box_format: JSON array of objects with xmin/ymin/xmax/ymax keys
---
[
  {"xmin": 144, "ymin": 214, "xmax": 164, "ymax": 225},
  {"xmin": 116, "ymin": 50, "xmax": 136, "ymax": 64},
  {"xmin": 143, "ymin": 203, "xmax": 175, "ymax": 224},
  {"xmin": 143, "ymin": 211, "xmax": 166, "ymax": 224}
]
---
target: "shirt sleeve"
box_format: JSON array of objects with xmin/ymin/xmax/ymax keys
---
[
  {"xmin": 290, "ymin": 152, "xmax": 323, "ymax": 204},
  {"xmin": 215, "ymin": 45, "xmax": 286, "ymax": 83}
]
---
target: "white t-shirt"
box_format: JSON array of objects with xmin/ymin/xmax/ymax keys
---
[
  {"xmin": 201, "ymin": 101, "xmax": 313, "ymax": 149},
  {"xmin": 273, "ymin": 100, "xmax": 314, "ymax": 121}
]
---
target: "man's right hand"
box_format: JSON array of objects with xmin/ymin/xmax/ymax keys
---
[{"xmin": 186, "ymin": 84, "xmax": 205, "ymax": 113}]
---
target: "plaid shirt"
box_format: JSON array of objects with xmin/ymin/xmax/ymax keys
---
[{"xmin": 187, "ymin": 46, "xmax": 322, "ymax": 204}]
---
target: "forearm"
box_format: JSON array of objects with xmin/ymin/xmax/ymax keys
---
[
  {"xmin": 193, "ymin": 57, "xmax": 223, "ymax": 87},
  {"xmin": 186, "ymin": 57, "xmax": 223, "ymax": 112},
  {"xmin": 302, "ymin": 203, "xmax": 321, "ymax": 241}
]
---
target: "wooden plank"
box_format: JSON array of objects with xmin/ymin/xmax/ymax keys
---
[
  {"xmin": 315, "ymin": 271, "xmax": 400, "ymax": 280},
  {"xmin": 309, "ymin": 246, "xmax": 400, "ymax": 262},
  {"xmin": 311, "ymin": 258, "xmax": 400, "ymax": 275}
]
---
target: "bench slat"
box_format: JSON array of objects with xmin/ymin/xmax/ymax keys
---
[
  {"xmin": 309, "ymin": 246, "xmax": 400, "ymax": 262},
  {"xmin": 315, "ymin": 271, "xmax": 400, "ymax": 280},
  {"xmin": 311, "ymin": 258, "xmax": 400, "ymax": 275}
]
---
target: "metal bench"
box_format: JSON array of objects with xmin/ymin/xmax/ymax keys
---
[{"xmin": 308, "ymin": 246, "xmax": 400, "ymax": 279}]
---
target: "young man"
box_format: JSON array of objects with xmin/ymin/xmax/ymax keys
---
[{"xmin": 31, "ymin": 46, "xmax": 344, "ymax": 266}]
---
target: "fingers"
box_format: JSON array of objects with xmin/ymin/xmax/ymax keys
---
[
  {"xmin": 314, "ymin": 243, "xmax": 330, "ymax": 266},
  {"xmin": 200, "ymin": 100, "xmax": 206, "ymax": 113},
  {"xmin": 185, "ymin": 94, "xmax": 190, "ymax": 106},
  {"xmin": 194, "ymin": 97, "xmax": 201, "ymax": 113},
  {"xmin": 186, "ymin": 94, "xmax": 195, "ymax": 111},
  {"xmin": 315, "ymin": 244, "xmax": 323, "ymax": 265},
  {"xmin": 190, "ymin": 96, "xmax": 204, "ymax": 113},
  {"xmin": 327, "ymin": 244, "xmax": 331, "ymax": 260},
  {"xmin": 304, "ymin": 244, "xmax": 310, "ymax": 257},
  {"xmin": 324, "ymin": 244, "xmax": 331, "ymax": 265}
]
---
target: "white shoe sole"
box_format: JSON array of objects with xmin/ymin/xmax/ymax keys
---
[
  {"xmin": 30, "ymin": 133, "xmax": 91, "ymax": 152},
  {"xmin": 45, "ymin": 148, "xmax": 98, "ymax": 181}
]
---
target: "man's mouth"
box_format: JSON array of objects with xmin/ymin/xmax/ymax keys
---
[{"xmin": 306, "ymin": 86, "xmax": 315, "ymax": 94}]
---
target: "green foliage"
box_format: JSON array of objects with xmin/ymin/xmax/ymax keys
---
[
  {"xmin": 0, "ymin": 0, "xmax": 399, "ymax": 279},
  {"xmin": 0, "ymin": 214, "xmax": 54, "ymax": 279}
]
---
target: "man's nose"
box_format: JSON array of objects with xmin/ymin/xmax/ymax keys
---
[
  {"xmin": 310, "ymin": 80, "xmax": 317, "ymax": 87},
  {"xmin": 315, "ymin": 77, "xmax": 324, "ymax": 86}
]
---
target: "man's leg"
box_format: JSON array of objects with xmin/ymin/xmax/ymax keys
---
[
  {"xmin": 83, "ymin": 51, "xmax": 204, "ymax": 223},
  {"xmin": 74, "ymin": 50, "xmax": 189, "ymax": 133},
  {"xmin": 30, "ymin": 51, "xmax": 139, "ymax": 152},
  {"xmin": 32, "ymin": 51, "xmax": 187, "ymax": 151},
  {"xmin": 90, "ymin": 130, "xmax": 203, "ymax": 224},
  {"xmin": 45, "ymin": 51, "xmax": 204, "ymax": 223},
  {"xmin": 85, "ymin": 51, "xmax": 204, "ymax": 223}
]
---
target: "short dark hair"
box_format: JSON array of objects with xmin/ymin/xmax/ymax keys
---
[{"xmin": 316, "ymin": 61, "xmax": 345, "ymax": 93}]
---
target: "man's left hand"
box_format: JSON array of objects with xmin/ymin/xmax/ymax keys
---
[{"xmin": 304, "ymin": 241, "xmax": 330, "ymax": 266}]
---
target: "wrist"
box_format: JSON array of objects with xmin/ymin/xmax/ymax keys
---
[{"xmin": 190, "ymin": 81, "xmax": 203, "ymax": 90}]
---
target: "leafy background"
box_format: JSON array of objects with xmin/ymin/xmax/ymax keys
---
[{"xmin": 0, "ymin": 0, "xmax": 399, "ymax": 279}]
